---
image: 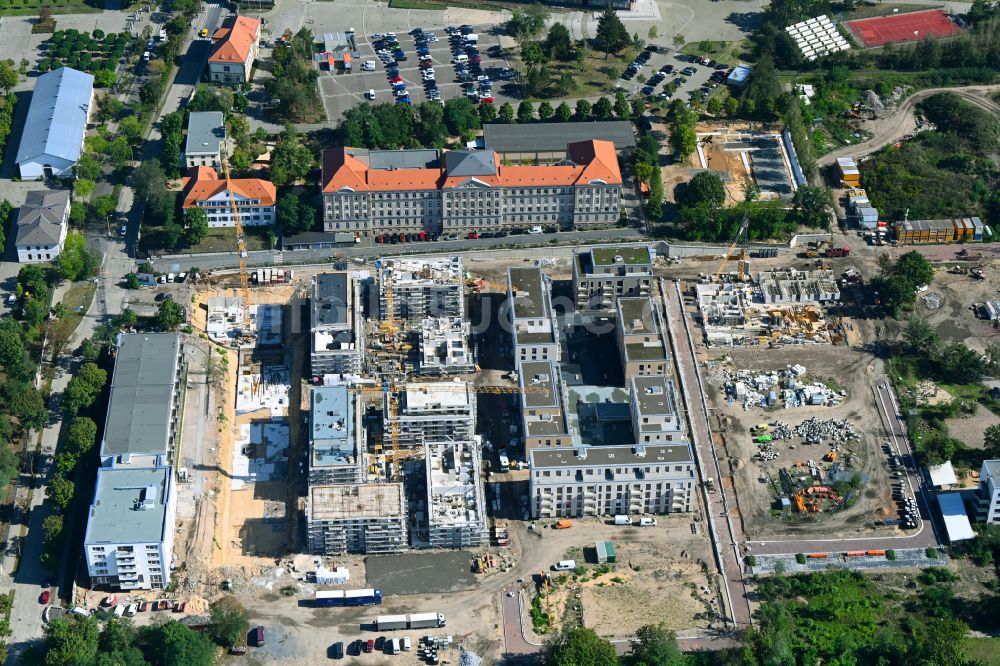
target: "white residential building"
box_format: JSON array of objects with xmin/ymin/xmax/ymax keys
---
[
  {"xmin": 309, "ymin": 386, "xmax": 366, "ymax": 485},
  {"xmin": 529, "ymin": 443, "xmax": 696, "ymax": 518},
  {"xmin": 84, "ymin": 464, "xmax": 176, "ymax": 590},
  {"xmin": 974, "ymin": 460, "xmax": 1000, "ymax": 524},
  {"xmin": 630, "ymin": 375, "xmax": 684, "ymax": 444},
  {"xmin": 573, "ymin": 246, "xmax": 655, "ymax": 314},
  {"xmin": 15, "ymin": 67, "xmax": 94, "ymax": 179},
  {"xmin": 182, "ymin": 166, "xmax": 275, "ymax": 227},
  {"xmin": 380, "ymin": 256, "xmax": 465, "ymax": 321},
  {"xmin": 616, "ymin": 297, "xmax": 670, "ymax": 380},
  {"xmin": 518, "ymin": 360, "xmax": 573, "ymax": 450},
  {"xmin": 306, "ymin": 483, "xmax": 407, "ymax": 554},
  {"xmin": 310, "ymin": 273, "xmax": 365, "ymax": 376},
  {"xmin": 184, "ymin": 111, "xmax": 227, "ymax": 169},
  {"xmin": 14, "ymin": 190, "xmax": 70, "ymax": 263},
  {"xmin": 418, "ymin": 317, "xmax": 475, "ymax": 375},
  {"xmin": 507, "ymin": 266, "xmax": 560, "ymax": 366}
]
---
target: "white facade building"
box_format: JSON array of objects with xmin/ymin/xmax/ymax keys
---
[
  {"xmin": 507, "ymin": 266, "xmax": 560, "ymax": 366},
  {"xmin": 974, "ymin": 460, "xmax": 1000, "ymax": 524},
  {"xmin": 630, "ymin": 376, "xmax": 684, "ymax": 444},
  {"xmin": 14, "ymin": 190, "xmax": 70, "ymax": 263}
]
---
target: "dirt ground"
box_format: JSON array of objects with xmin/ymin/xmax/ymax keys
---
[{"xmin": 701, "ymin": 345, "xmax": 898, "ymax": 540}]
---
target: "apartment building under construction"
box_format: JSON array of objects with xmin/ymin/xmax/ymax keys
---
[
  {"xmin": 379, "ymin": 256, "xmax": 464, "ymax": 321},
  {"xmin": 423, "ymin": 439, "xmax": 487, "ymax": 548},
  {"xmin": 306, "ymin": 483, "xmax": 407, "ymax": 554},
  {"xmin": 386, "ymin": 382, "xmax": 476, "ymax": 449}
]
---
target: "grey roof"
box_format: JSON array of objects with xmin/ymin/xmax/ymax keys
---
[
  {"xmin": 983, "ymin": 460, "xmax": 1000, "ymax": 482},
  {"xmin": 16, "ymin": 67, "xmax": 94, "ymax": 166},
  {"xmin": 366, "ymin": 148, "xmax": 440, "ymax": 170},
  {"xmin": 444, "ymin": 150, "xmax": 497, "ymax": 177},
  {"xmin": 14, "ymin": 190, "xmax": 69, "ymax": 246},
  {"xmin": 484, "ymin": 121, "xmax": 635, "ymax": 154},
  {"xmin": 530, "ymin": 443, "xmax": 693, "ymax": 468},
  {"xmin": 520, "ymin": 360, "xmax": 561, "ymax": 409},
  {"xmin": 311, "ymin": 386, "xmax": 358, "ymax": 468},
  {"xmin": 84, "ymin": 465, "xmax": 172, "ymax": 545},
  {"xmin": 101, "ymin": 334, "xmax": 181, "ymax": 459},
  {"xmin": 312, "ymin": 273, "xmax": 349, "ymax": 327},
  {"xmin": 185, "ymin": 111, "xmax": 225, "ymax": 156},
  {"xmin": 631, "ymin": 376, "xmax": 680, "ymax": 419},
  {"xmin": 509, "ymin": 267, "xmax": 548, "ymax": 319},
  {"xmin": 618, "ymin": 297, "xmax": 660, "ymax": 335}
]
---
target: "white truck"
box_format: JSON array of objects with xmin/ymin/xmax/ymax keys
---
[
  {"xmin": 373, "ymin": 613, "xmax": 445, "ymax": 631},
  {"xmin": 408, "ymin": 612, "xmax": 446, "ymax": 629},
  {"xmin": 374, "ymin": 614, "xmax": 408, "ymax": 631}
]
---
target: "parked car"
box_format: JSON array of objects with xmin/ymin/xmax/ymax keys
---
[
  {"xmin": 364, "ymin": 639, "xmax": 374, "ymax": 653},
  {"xmin": 40, "ymin": 590, "xmax": 50, "ymax": 605},
  {"xmin": 332, "ymin": 641, "xmax": 344, "ymax": 659},
  {"xmin": 467, "ymin": 231, "xmax": 479, "ymax": 239}
]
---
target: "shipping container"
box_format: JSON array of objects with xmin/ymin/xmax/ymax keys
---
[
  {"xmin": 806, "ymin": 553, "xmax": 829, "ymax": 559},
  {"xmin": 866, "ymin": 549, "xmax": 886, "ymax": 556}
]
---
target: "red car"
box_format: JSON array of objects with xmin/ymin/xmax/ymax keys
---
[
  {"xmin": 375, "ymin": 235, "xmax": 385, "ymax": 243},
  {"xmin": 467, "ymin": 231, "xmax": 479, "ymax": 239},
  {"xmin": 390, "ymin": 76, "xmax": 403, "ymax": 83},
  {"xmin": 364, "ymin": 639, "xmax": 375, "ymax": 653},
  {"xmin": 40, "ymin": 590, "xmax": 50, "ymax": 605},
  {"xmin": 480, "ymin": 96, "xmax": 494, "ymax": 104},
  {"xmin": 398, "ymin": 233, "xmax": 406, "ymax": 242}
]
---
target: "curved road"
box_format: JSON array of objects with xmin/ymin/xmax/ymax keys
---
[{"xmin": 819, "ymin": 84, "xmax": 1000, "ymax": 166}]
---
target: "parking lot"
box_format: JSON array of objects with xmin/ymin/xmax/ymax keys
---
[
  {"xmin": 616, "ymin": 47, "xmax": 728, "ymax": 108},
  {"xmin": 319, "ymin": 24, "xmax": 518, "ymax": 118}
]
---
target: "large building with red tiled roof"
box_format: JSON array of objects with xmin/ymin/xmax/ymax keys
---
[
  {"xmin": 320, "ymin": 140, "xmax": 622, "ymax": 237},
  {"xmin": 181, "ymin": 167, "xmax": 276, "ymax": 227},
  {"xmin": 207, "ymin": 16, "xmax": 261, "ymax": 84}
]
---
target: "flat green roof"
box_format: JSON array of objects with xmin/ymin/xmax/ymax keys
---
[{"xmin": 591, "ymin": 246, "xmax": 651, "ymax": 266}]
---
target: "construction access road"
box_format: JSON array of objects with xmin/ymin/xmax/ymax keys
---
[{"xmin": 819, "ymin": 83, "xmax": 1000, "ymax": 166}]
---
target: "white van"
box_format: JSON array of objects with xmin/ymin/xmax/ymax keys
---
[
  {"xmin": 639, "ymin": 517, "xmax": 657, "ymax": 527},
  {"xmin": 464, "ymin": 33, "xmax": 479, "ymax": 43},
  {"xmin": 142, "ymin": 51, "xmax": 151, "ymax": 62},
  {"xmin": 157, "ymin": 28, "xmax": 167, "ymax": 41},
  {"xmin": 362, "ymin": 59, "xmax": 376, "ymax": 71},
  {"xmin": 388, "ymin": 638, "xmax": 400, "ymax": 654},
  {"xmin": 528, "ymin": 225, "xmax": 543, "ymax": 234},
  {"xmin": 401, "ymin": 637, "xmax": 412, "ymax": 651},
  {"xmin": 113, "ymin": 605, "xmax": 126, "ymax": 618},
  {"xmin": 366, "ymin": 89, "xmax": 376, "ymax": 100},
  {"xmin": 454, "ymin": 54, "xmax": 468, "ymax": 64},
  {"xmin": 552, "ymin": 560, "xmax": 576, "ymax": 571},
  {"xmin": 166, "ymin": 272, "xmax": 175, "ymax": 283},
  {"xmin": 613, "ymin": 515, "xmax": 632, "ymax": 525}
]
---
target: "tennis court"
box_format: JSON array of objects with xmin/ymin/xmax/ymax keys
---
[{"xmin": 846, "ymin": 9, "xmax": 960, "ymax": 47}]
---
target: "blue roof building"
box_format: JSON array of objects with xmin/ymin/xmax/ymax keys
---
[
  {"xmin": 727, "ymin": 64, "xmax": 753, "ymax": 88},
  {"xmin": 16, "ymin": 67, "xmax": 94, "ymax": 179}
]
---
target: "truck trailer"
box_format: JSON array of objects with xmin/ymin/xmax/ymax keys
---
[
  {"xmin": 372, "ymin": 613, "xmax": 446, "ymax": 631},
  {"xmin": 314, "ymin": 589, "xmax": 383, "ymax": 607},
  {"xmin": 407, "ymin": 613, "xmax": 446, "ymax": 629},
  {"xmin": 374, "ymin": 615, "xmax": 408, "ymax": 631}
]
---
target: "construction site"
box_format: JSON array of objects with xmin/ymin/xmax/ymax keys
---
[{"xmin": 694, "ymin": 129, "xmax": 799, "ymax": 202}]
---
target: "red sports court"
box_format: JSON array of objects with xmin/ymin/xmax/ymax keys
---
[{"xmin": 846, "ymin": 9, "xmax": 960, "ymax": 47}]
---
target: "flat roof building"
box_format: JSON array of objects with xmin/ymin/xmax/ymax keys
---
[
  {"xmin": 16, "ymin": 67, "xmax": 94, "ymax": 179},
  {"xmin": 423, "ymin": 439, "xmax": 487, "ymax": 549},
  {"xmin": 309, "ymin": 386, "xmax": 365, "ymax": 485},
  {"xmin": 418, "ymin": 317, "xmax": 475, "ymax": 375},
  {"xmin": 630, "ymin": 376, "xmax": 684, "ymax": 444},
  {"xmin": 84, "ymin": 464, "xmax": 176, "ymax": 590},
  {"xmin": 974, "ymin": 459, "xmax": 1000, "ymax": 524},
  {"xmin": 938, "ymin": 492, "xmax": 975, "ymax": 542},
  {"xmin": 311, "ymin": 273, "xmax": 365, "ymax": 377},
  {"xmin": 529, "ymin": 443, "xmax": 695, "ymax": 518},
  {"xmin": 616, "ymin": 297, "xmax": 669, "ymax": 380},
  {"xmin": 519, "ymin": 360, "xmax": 573, "ymax": 450},
  {"xmin": 380, "ymin": 256, "xmax": 464, "ymax": 321},
  {"xmin": 306, "ymin": 483, "xmax": 407, "ymax": 554},
  {"xmin": 508, "ymin": 267, "xmax": 560, "ymax": 366},
  {"xmin": 483, "ymin": 121, "xmax": 635, "ymax": 162},
  {"xmin": 100, "ymin": 334, "xmax": 184, "ymax": 465},
  {"xmin": 184, "ymin": 111, "xmax": 227, "ymax": 169},
  {"xmin": 388, "ymin": 382, "xmax": 475, "ymax": 449},
  {"xmin": 573, "ymin": 246, "xmax": 655, "ymax": 313}
]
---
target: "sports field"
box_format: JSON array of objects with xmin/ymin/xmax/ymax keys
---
[{"xmin": 846, "ymin": 9, "xmax": 961, "ymax": 47}]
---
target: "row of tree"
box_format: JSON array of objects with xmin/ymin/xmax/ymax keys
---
[
  {"xmin": 266, "ymin": 28, "xmax": 325, "ymax": 123},
  {"xmin": 633, "ymin": 135, "xmax": 664, "ymax": 221}
]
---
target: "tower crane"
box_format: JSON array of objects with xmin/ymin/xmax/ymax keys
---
[
  {"xmin": 220, "ymin": 147, "xmax": 254, "ymax": 341},
  {"xmin": 714, "ymin": 213, "xmax": 750, "ymax": 283}
]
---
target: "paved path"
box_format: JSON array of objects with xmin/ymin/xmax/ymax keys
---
[{"xmin": 661, "ymin": 278, "xmax": 752, "ymax": 629}]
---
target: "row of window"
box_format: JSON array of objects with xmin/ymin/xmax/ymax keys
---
[{"xmin": 537, "ymin": 465, "xmax": 692, "ymax": 477}]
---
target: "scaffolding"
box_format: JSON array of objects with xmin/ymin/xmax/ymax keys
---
[{"xmin": 306, "ymin": 483, "xmax": 407, "ymax": 555}]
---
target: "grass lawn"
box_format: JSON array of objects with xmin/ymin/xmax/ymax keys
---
[
  {"xmin": 964, "ymin": 638, "xmax": 1000, "ymax": 665},
  {"xmin": 837, "ymin": 2, "xmax": 943, "ymax": 20},
  {"xmin": 50, "ymin": 281, "xmax": 97, "ymax": 356},
  {"xmin": 681, "ymin": 39, "xmax": 753, "ymax": 65},
  {"xmin": 182, "ymin": 227, "xmax": 275, "ymax": 255},
  {"xmin": 521, "ymin": 46, "xmax": 639, "ymax": 102},
  {"xmin": 0, "ymin": 0, "xmax": 100, "ymax": 16}
]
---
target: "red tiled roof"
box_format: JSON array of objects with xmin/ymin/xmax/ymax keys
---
[
  {"xmin": 181, "ymin": 167, "xmax": 276, "ymax": 207},
  {"xmin": 320, "ymin": 140, "xmax": 622, "ymax": 193},
  {"xmin": 209, "ymin": 16, "xmax": 261, "ymax": 65}
]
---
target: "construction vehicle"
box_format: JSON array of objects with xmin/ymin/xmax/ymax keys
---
[
  {"xmin": 714, "ymin": 214, "xmax": 750, "ymax": 282},
  {"xmin": 220, "ymin": 147, "xmax": 254, "ymax": 342},
  {"xmin": 553, "ymin": 520, "xmax": 573, "ymax": 529},
  {"xmin": 824, "ymin": 246, "xmax": 850, "ymax": 258}
]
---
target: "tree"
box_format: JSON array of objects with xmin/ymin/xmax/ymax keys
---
[
  {"xmin": 595, "ymin": 4, "xmax": 629, "ymax": 57},
  {"xmin": 132, "ymin": 163, "xmax": 170, "ymax": 212},
  {"xmin": 984, "ymin": 424, "xmax": 1000, "ymax": 459},
  {"xmin": 517, "ymin": 101, "xmax": 535, "ymax": 124},
  {"xmin": 443, "ymin": 97, "xmax": 481, "ymax": 136},
  {"xmin": 57, "ymin": 233, "xmax": 96, "ymax": 282},
  {"xmin": 118, "ymin": 116, "xmax": 143, "ymax": 145},
  {"xmin": 478, "ymin": 102, "xmax": 497, "ymax": 124},
  {"xmin": 416, "ymin": 101, "xmax": 448, "ymax": 147},
  {"xmin": 680, "ymin": 172, "xmax": 726, "ymax": 208},
  {"xmin": 93, "ymin": 68, "xmax": 117, "ymax": 89},
  {"xmin": 209, "ymin": 597, "xmax": 249, "ymax": 648},
  {"xmin": 0, "ymin": 59, "xmax": 18, "ymax": 91},
  {"xmin": 155, "ymin": 299, "xmax": 184, "ymax": 331},
  {"xmin": 42, "ymin": 616, "xmax": 99, "ymax": 666},
  {"xmin": 141, "ymin": 620, "xmax": 215, "ymax": 666},
  {"xmin": 269, "ymin": 126, "xmax": 313, "ymax": 186},
  {"xmin": 575, "ymin": 99, "xmax": 592, "ymax": 121},
  {"xmin": 594, "ymin": 96, "xmax": 614, "ymax": 120},
  {"xmin": 89, "ymin": 195, "xmax": 117, "ymax": 222},
  {"xmin": 7, "ymin": 384, "xmax": 46, "ymax": 430},
  {"xmin": 41, "ymin": 514, "xmax": 63, "ymax": 545},
  {"xmin": 670, "ymin": 122, "xmax": 697, "ymax": 159},
  {"xmin": 276, "ymin": 194, "xmax": 301, "ymax": 233},
  {"xmin": 75, "ymin": 153, "xmax": 102, "ymax": 181},
  {"xmin": 182, "ymin": 208, "xmax": 208, "ymax": 248},
  {"xmin": 545, "ymin": 627, "xmax": 617, "ymax": 666},
  {"xmin": 724, "ymin": 96, "xmax": 740, "ymax": 117},
  {"xmin": 614, "ymin": 91, "xmax": 631, "ymax": 119},
  {"xmin": 78, "ymin": 338, "xmax": 102, "ymax": 363},
  {"xmin": 0, "ymin": 442, "xmax": 18, "ymax": 489},
  {"xmin": 792, "ymin": 185, "xmax": 833, "ymax": 228},
  {"xmin": 630, "ymin": 623, "xmax": 684, "ymax": 666},
  {"xmin": 65, "ymin": 416, "xmax": 97, "ymax": 457},
  {"xmin": 555, "ymin": 102, "xmax": 573, "ymax": 122},
  {"xmin": 707, "ymin": 97, "xmax": 723, "ymax": 115},
  {"xmin": 905, "ymin": 317, "xmax": 940, "ymax": 356},
  {"xmin": 939, "ymin": 342, "xmax": 986, "ymax": 383},
  {"xmin": 63, "ymin": 362, "xmax": 107, "ymax": 415},
  {"xmin": 538, "ymin": 101, "xmax": 554, "ymax": 121},
  {"xmin": 498, "ymin": 102, "xmax": 515, "ymax": 124},
  {"xmin": 68, "ymin": 202, "xmax": 86, "ymax": 227},
  {"xmin": 544, "ymin": 23, "xmax": 572, "ymax": 60},
  {"xmin": 124, "ymin": 274, "xmax": 141, "ymax": 290},
  {"xmin": 46, "ymin": 475, "xmax": 75, "ymax": 510},
  {"xmin": 111, "ymin": 308, "xmax": 138, "ymax": 332}
]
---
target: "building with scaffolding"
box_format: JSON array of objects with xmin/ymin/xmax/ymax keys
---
[
  {"xmin": 206, "ymin": 297, "xmax": 282, "ymax": 347},
  {"xmin": 306, "ymin": 483, "xmax": 407, "ymax": 554},
  {"xmin": 507, "ymin": 266, "xmax": 560, "ymax": 366},
  {"xmin": 630, "ymin": 376, "xmax": 683, "ymax": 444},
  {"xmin": 756, "ymin": 268, "xmax": 840, "ymax": 304},
  {"xmin": 423, "ymin": 439, "xmax": 487, "ymax": 549},
  {"xmin": 528, "ymin": 443, "xmax": 696, "ymax": 518},
  {"xmin": 418, "ymin": 317, "xmax": 475, "ymax": 375},
  {"xmin": 573, "ymin": 246, "xmax": 655, "ymax": 313},
  {"xmin": 695, "ymin": 283, "xmax": 750, "ymax": 330},
  {"xmin": 311, "ymin": 273, "xmax": 365, "ymax": 377},
  {"xmin": 100, "ymin": 333, "xmax": 184, "ymax": 466},
  {"xmin": 379, "ymin": 256, "xmax": 464, "ymax": 321},
  {"xmin": 387, "ymin": 382, "xmax": 476, "ymax": 449},
  {"xmin": 519, "ymin": 360, "xmax": 574, "ymax": 450},
  {"xmin": 616, "ymin": 297, "xmax": 669, "ymax": 380},
  {"xmin": 310, "ymin": 386, "xmax": 365, "ymax": 485}
]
